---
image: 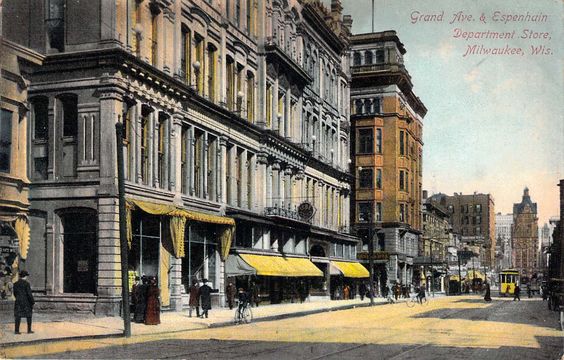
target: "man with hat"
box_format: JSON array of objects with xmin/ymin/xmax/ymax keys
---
[
  {"xmin": 13, "ymin": 270, "xmax": 35, "ymax": 334},
  {"xmin": 198, "ymin": 279, "xmax": 218, "ymax": 318}
]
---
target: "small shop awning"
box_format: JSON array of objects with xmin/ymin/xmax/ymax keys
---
[
  {"xmin": 330, "ymin": 261, "xmax": 370, "ymax": 278},
  {"xmin": 239, "ymin": 254, "xmax": 323, "ymax": 277},
  {"xmin": 225, "ymin": 255, "xmax": 257, "ymax": 277}
]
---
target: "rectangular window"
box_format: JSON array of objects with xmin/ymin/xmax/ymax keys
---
[
  {"xmin": 151, "ymin": 13, "xmax": 158, "ymax": 66},
  {"xmin": 376, "ymin": 128, "xmax": 382, "ymax": 153},
  {"xmin": 195, "ymin": 35, "xmax": 204, "ymax": 94},
  {"xmin": 194, "ymin": 130, "xmax": 203, "ymax": 197},
  {"xmin": 476, "ymin": 204, "xmax": 482, "ymax": 213},
  {"xmin": 266, "ymin": 83, "xmax": 272, "ymax": 127},
  {"xmin": 399, "ymin": 130, "xmax": 405, "ymax": 155},
  {"xmin": 181, "ymin": 27, "xmax": 191, "ymax": 83},
  {"xmin": 47, "ymin": 0, "xmax": 65, "ymax": 51},
  {"xmin": 246, "ymin": 0, "xmax": 253, "ymax": 35},
  {"xmin": 226, "ymin": 57, "xmax": 235, "ymax": 110},
  {"xmin": 208, "ymin": 45, "xmax": 217, "ymax": 102},
  {"xmin": 357, "ymin": 128, "xmax": 373, "ymax": 154},
  {"xmin": 399, "ymin": 204, "xmax": 405, "ymax": 222},
  {"xmin": 131, "ymin": 0, "xmax": 141, "ymax": 56},
  {"xmin": 359, "ymin": 168, "xmax": 373, "ymax": 189},
  {"xmin": 376, "ymin": 49, "xmax": 385, "ymax": 63},
  {"xmin": 246, "ymin": 72, "xmax": 255, "ymax": 122},
  {"xmin": 358, "ymin": 201, "xmax": 372, "ymax": 222},
  {"xmin": 0, "ymin": 109, "xmax": 12, "ymax": 172},
  {"xmin": 33, "ymin": 98, "xmax": 49, "ymax": 140},
  {"xmin": 376, "ymin": 168, "xmax": 382, "ymax": 189},
  {"xmin": 373, "ymin": 98, "xmax": 381, "ymax": 113},
  {"xmin": 181, "ymin": 126, "xmax": 188, "ymax": 194},
  {"xmin": 140, "ymin": 110, "xmax": 150, "ymax": 184},
  {"xmin": 375, "ymin": 202, "xmax": 382, "ymax": 221},
  {"xmin": 157, "ymin": 116, "xmax": 165, "ymax": 188},
  {"xmin": 399, "ymin": 170, "xmax": 405, "ymax": 191},
  {"xmin": 62, "ymin": 96, "xmax": 78, "ymax": 137},
  {"xmin": 236, "ymin": 0, "xmax": 241, "ymax": 27}
]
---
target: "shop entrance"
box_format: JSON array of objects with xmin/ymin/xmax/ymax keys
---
[
  {"xmin": 61, "ymin": 210, "xmax": 97, "ymax": 294},
  {"xmin": 129, "ymin": 212, "xmax": 161, "ymax": 278}
]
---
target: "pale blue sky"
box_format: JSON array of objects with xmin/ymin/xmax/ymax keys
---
[{"xmin": 338, "ymin": 0, "xmax": 563, "ymax": 224}]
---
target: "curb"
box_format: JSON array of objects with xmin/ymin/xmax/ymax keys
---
[{"xmin": 0, "ymin": 301, "xmax": 386, "ymax": 348}]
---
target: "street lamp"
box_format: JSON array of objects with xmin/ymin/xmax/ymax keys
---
[{"xmin": 192, "ymin": 61, "xmax": 201, "ymax": 92}]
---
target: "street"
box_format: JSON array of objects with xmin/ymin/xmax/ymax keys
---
[{"xmin": 3, "ymin": 295, "xmax": 563, "ymax": 359}]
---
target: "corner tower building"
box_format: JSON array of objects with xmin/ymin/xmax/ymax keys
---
[{"xmin": 350, "ymin": 31, "xmax": 426, "ymax": 292}]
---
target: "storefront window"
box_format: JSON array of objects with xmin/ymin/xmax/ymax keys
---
[
  {"xmin": 129, "ymin": 213, "xmax": 161, "ymax": 278},
  {"xmin": 182, "ymin": 224, "xmax": 218, "ymax": 288}
]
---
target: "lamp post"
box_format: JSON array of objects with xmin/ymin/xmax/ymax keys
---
[{"xmin": 193, "ymin": 61, "xmax": 201, "ymax": 93}]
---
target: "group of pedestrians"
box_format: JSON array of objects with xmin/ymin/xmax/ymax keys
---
[
  {"xmin": 186, "ymin": 279, "xmax": 218, "ymax": 318},
  {"xmin": 131, "ymin": 275, "xmax": 161, "ymax": 325}
]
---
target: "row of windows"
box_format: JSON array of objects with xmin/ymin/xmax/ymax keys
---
[
  {"xmin": 0, "ymin": 109, "xmax": 12, "ymax": 173},
  {"xmin": 358, "ymin": 168, "xmax": 382, "ymax": 189},
  {"xmin": 448, "ymin": 204, "xmax": 483, "ymax": 213},
  {"xmin": 461, "ymin": 216, "xmax": 482, "ymax": 225},
  {"xmin": 352, "ymin": 49, "xmax": 385, "ymax": 66},
  {"xmin": 353, "ymin": 98, "xmax": 381, "ymax": 116}
]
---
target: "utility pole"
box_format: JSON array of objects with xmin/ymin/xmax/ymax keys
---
[
  {"xmin": 368, "ymin": 213, "xmax": 375, "ymax": 306},
  {"xmin": 457, "ymin": 253, "xmax": 462, "ymax": 295},
  {"xmin": 430, "ymin": 240, "xmax": 434, "ymax": 297},
  {"xmin": 371, "ymin": 0, "xmax": 375, "ymax": 32},
  {"xmin": 116, "ymin": 122, "xmax": 131, "ymax": 337}
]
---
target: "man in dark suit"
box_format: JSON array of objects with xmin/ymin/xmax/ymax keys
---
[
  {"xmin": 198, "ymin": 279, "xmax": 218, "ymax": 318},
  {"xmin": 13, "ymin": 270, "xmax": 35, "ymax": 334}
]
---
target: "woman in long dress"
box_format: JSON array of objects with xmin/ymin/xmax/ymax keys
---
[
  {"xmin": 145, "ymin": 276, "xmax": 161, "ymax": 325},
  {"xmin": 484, "ymin": 282, "xmax": 492, "ymax": 302}
]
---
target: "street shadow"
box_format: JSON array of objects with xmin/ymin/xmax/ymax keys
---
[
  {"xmin": 25, "ymin": 336, "xmax": 563, "ymax": 359},
  {"xmin": 411, "ymin": 301, "xmax": 560, "ymax": 329}
]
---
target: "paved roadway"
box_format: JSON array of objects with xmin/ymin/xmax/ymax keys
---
[{"xmin": 4, "ymin": 295, "xmax": 563, "ymax": 359}]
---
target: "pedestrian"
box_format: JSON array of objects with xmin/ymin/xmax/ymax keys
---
[
  {"xmin": 198, "ymin": 279, "xmax": 218, "ymax": 318},
  {"xmin": 359, "ymin": 282, "xmax": 366, "ymax": 301},
  {"xmin": 250, "ymin": 282, "xmax": 260, "ymax": 307},
  {"xmin": 343, "ymin": 284, "xmax": 350, "ymax": 300},
  {"xmin": 144, "ymin": 276, "xmax": 160, "ymax": 325},
  {"xmin": 188, "ymin": 280, "xmax": 200, "ymax": 317},
  {"xmin": 417, "ymin": 286, "xmax": 426, "ymax": 304},
  {"xmin": 394, "ymin": 283, "xmax": 400, "ymax": 301},
  {"xmin": 133, "ymin": 275, "xmax": 148, "ymax": 323},
  {"xmin": 526, "ymin": 284, "xmax": 532, "ymax": 298},
  {"xmin": 13, "ymin": 270, "xmax": 34, "ymax": 334},
  {"xmin": 484, "ymin": 282, "xmax": 492, "ymax": 302},
  {"xmin": 226, "ymin": 281, "xmax": 236, "ymax": 310},
  {"xmin": 541, "ymin": 284, "xmax": 548, "ymax": 301},
  {"xmin": 130, "ymin": 276, "xmax": 140, "ymax": 316},
  {"xmin": 513, "ymin": 284, "xmax": 521, "ymax": 301}
]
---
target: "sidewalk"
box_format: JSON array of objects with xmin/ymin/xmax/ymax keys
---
[{"xmin": 0, "ymin": 297, "xmax": 392, "ymax": 347}]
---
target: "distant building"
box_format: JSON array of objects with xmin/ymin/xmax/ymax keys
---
[
  {"xmin": 512, "ymin": 187, "xmax": 539, "ymax": 279},
  {"xmin": 428, "ymin": 192, "xmax": 496, "ymax": 269},
  {"xmin": 495, "ymin": 213, "xmax": 513, "ymax": 270},
  {"xmin": 539, "ymin": 220, "xmax": 557, "ymax": 273},
  {"xmin": 350, "ymin": 30, "xmax": 426, "ymax": 293}
]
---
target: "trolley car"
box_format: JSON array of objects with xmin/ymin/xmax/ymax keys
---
[{"xmin": 499, "ymin": 269, "xmax": 520, "ymax": 296}]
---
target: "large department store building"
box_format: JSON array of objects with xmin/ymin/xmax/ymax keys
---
[{"xmin": 1, "ymin": 0, "xmax": 364, "ymax": 315}]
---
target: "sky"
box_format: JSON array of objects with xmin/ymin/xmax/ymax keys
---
[{"xmin": 336, "ymin": 0, "xmax": 563, "ymax": 224}]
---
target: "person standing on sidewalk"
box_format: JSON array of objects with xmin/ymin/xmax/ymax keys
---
[
  {"xmin": 199, "ymin": 279, "xmax": 218, "ymax": 318},
  {"xmin": 226, "ymin": 281, "xmax": 236, "ymax": 310},
  {"xmin": 513, "ymin": 284, "xmax": 521, "ymax": 301},
  {"xmin": 484, "ymin": 282, "xmax": 492, "ymax": 302},
  {"xmin": 133, "ymin": 276, "xmax": 148, "ymax": 323},
  {"xmin": 13, "ymin": 270, "xmax": 34, "ymax": 334},
  {"xmin": 145, "ymin": 276, "xmax": 161, "ymax": 325},
  {"xmin": 188, "ymin": 280, "xmax": 200, "ymax": 317},
  {"xmin": 359, "ymin": 282, "xmax": 366, "ymax": 301}
]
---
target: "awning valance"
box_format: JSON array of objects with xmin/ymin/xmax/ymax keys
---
[
  {"xmin": 239, "ymin": 254, "xmax": 323, "ymax": 277},
  {"xmin": 330, "ymin": 261, "xmax": 370, "ymax": 278},
  {"xmin": 225, "ymin": 255, "xmax": 257, "ymax": 277},
  {"xmin": 14, "ymin": 217, "xmax": 30, "ymax": 260},
  {"xmin": 126, "ymin": 199, "xmax": 235, "ymax": 260}
]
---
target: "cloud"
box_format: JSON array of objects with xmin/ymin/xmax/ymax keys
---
[
  {"xmin": 463, "ymin": 68, "xmax": 481, "ymax": 93},
  {"xmin": 437, "ymin": 41, "xmax": 455, "ymax": 61}
]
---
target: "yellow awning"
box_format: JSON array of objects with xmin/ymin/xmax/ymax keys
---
[
  {"xmin": 449, "ymin": 275, "xmax": 461, "ymax": 281},
  {"xmin": 239, "ymin": 254, "xmax": 323, "ymax": 277},
  {"xmin": 331, "ymin": 261, "xmax": 370, "ymax": 278}
]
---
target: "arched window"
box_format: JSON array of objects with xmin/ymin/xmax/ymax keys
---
[
  {"xmin": 310, "ymin": 244, "xmax": 326, "ymax": 257},
  {"xmin": 365, "ymin": 51, "xmax": 373, "ymax": 65},
  {"xmin": 353, "ymin": 52, "xmax": 361, "ymax": 66},
  {"xmin": 355, "ymin": 99, "xmax": 364, "ymax": 115}
]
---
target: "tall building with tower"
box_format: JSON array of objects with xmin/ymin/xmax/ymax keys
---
[{"xmin": 512, "ymin": 187, "xmax": 539, "ymax": 279}]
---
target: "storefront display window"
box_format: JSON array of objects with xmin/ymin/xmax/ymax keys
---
[{"xmin": 129, "ymin": 213, "xmax": 161, "ymax": 278}]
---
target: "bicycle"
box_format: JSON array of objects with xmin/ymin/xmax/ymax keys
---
[
  {"xmin": 406, "ymin": 294, "xmax": 428, "ymax": 307},
  {"xmin": 234, "ymin": 301, "xmax": 253, "ymax": 324}
]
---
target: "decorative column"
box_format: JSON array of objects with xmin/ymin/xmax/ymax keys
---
[
  {"xmin": 218, "ymin": 136, "xmax": 228, "ymax": 203},
  {"xmin": 188, "ymin": 126, "xmax": 195, "ymax": 195},
  {"xmin": 148, "ymin": 109, "xmax": 155, "ymax": 187},
  {"xmin": 163, "ymin": 114, "xmax": 170, "ymax": 190},
  {"xmin": 284, "ymin": 168, "xmax": 292, "ymax": 210},
  {"xmin": 202, "ymin": 132, "xmax": 209, "ymax": 199},
  {"xmin": 272, "ymin": 160, "xmax": 281, "ymax": 208},
  {"xmin": 135, "ymin": 102, "xmax": 143, "ymax": 184},
  {"xmin": 228, "ymin": 145, "xmax": 237, "ymax": 206},
  {"xmin": 240, "ymin": 149, "xmax": 248, "ymax": 209},
  {"xmin": 257, "ymin": 152, "xmax": 268, "ymax": 211},
  {"xmin": 249, "ymin": 154, "xmax": 257, "ymax": 211},
  {"xmin": 266, "ymin": 161, "xmax": 273, "ymax": 208}
]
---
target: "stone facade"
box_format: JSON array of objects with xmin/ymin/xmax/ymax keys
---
[
  {"xmin": 2, "ymin": 0, "xmax": 358, "ymax": 315},
  {"xmin": 495, "ymin": 213, "xmax": 513, "ymax": 270}
]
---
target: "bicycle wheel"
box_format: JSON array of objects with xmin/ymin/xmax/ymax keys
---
[
  {"xmin": 233, "ymin": 308, "xmax": 240, "ymax": 324},
  {"xmin": 242, "ymin": 306, "xmax": 253, "ymax": 323},
  {"xmin": 406, "ymin": 297, "xmax": 415, "ymax": 308}
]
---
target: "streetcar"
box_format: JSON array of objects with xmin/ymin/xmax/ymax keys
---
[{"xmin": 499, "ymin": 269, "xmax": 520, "ymax": 296}]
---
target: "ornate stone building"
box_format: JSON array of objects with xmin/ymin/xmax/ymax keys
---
[
  {"xmin": 495, "ymin": 212, "xmax": 513, "ymax": 270},
  {"xmin": 512, "ymin": 187, "xmax": 539, "ymax": 279},
  {"xmin": 2, "ymin": 0, "xmax": 360, "ymax": 314},
  {"xmin": 350, "ymin": 31, "xmax": 426, "ymax": 293}
]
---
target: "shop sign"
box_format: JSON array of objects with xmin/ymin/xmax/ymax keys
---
[
  {"xmin": 357, "ymin": 251, "xmax": 390, "ymax": 261},
  {"xmin": 77, "ymin": 260, "xmax": 89, "ymax": 272}
]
